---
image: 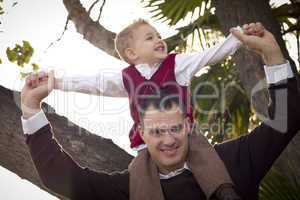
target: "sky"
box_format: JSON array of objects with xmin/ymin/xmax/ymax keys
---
[{"xmin": 0, "ymin": 0, "xmax": 296, "ymax": 199}]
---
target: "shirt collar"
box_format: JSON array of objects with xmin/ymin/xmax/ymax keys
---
[
  {"xmin": 135, "ymin": 63, "xmax": 161, "ymax": 80},
  {"xmin": 159, "ymin": 163, "xmax": 191, "ymax": 180}
]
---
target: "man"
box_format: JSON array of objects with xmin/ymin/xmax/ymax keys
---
[{"xmin": 21, "ymin": 24, "xmax": 299, "ymax": 200}]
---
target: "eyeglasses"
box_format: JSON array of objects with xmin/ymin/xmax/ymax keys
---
[{"xmin": 147, "ymin": 124, "xmax": 184, "ymax": 138}]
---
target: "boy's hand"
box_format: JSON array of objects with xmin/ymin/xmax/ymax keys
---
[
  {"xmin": 242, "ymin": 22, "xmax": 264, "ymax": 37},
  {"xmin": 21, "ymin": 71, "xmax": 54, "ymax": 119}
]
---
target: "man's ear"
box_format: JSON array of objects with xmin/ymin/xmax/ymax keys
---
[
  {"xmin": 184, "ymin": 117, "xmax": 192, "ymax": 134},
  {"xmin": 124, "ymin": 48, "xmax": 138, "ymax": 62},
  {"xmin": 137, "ymin": 124, "xmax": 145, "ymax": 139}
]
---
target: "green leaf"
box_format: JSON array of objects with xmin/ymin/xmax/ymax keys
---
[
  {"xmin": 6, "ymin": 41, "xmax": 34, "ymax": 67},
  {"xmin": 142, "ymin": 0, "xmax": 204, "ymax": 25},
  {"xmin": 259, "ymin": 167, "xmax": 300, "ymax": 200},
  {"xmin": 0, "ymin": 57, "xmax": 2, "ymax": 64},
  {"xmin": 6, "ymin": 48, "xmax": 18, "ymax": 62},
  {"xmin": 23, "ymin": 40, "xmax": 33, "ymax": 52},
  {"xmin": 32, "ymin": 63, "xmax": 39, "ymax": 71},
  {"xmin": 20, "ymin": 72, "xmax": 32, "ymax": 79}
]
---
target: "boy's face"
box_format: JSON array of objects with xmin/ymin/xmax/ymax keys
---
[
  {"xmin": 128, "ymin": 24, "xmax": 168, "ymax": 65},
  {"xmin": 139, "ymin": 104, "xmax": 190, "ymax": 174}
]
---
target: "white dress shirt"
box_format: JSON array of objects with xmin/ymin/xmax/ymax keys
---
[{"xmin": 56, "ymin": 32, "xmax": 243, "ymax": 97}]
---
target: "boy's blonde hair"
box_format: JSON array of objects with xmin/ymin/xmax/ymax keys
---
[{"xmin": 115, "ymin": 19, "xmax": 150, "ymax": 64}]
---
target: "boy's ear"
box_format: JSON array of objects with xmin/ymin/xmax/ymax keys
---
[{"xmin": 124, "ymin": 48, "xmax": 138, "ymax": 62}]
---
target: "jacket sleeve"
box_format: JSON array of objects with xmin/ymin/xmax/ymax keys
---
[
  {"xmin": 26, "ymin": 124, "xmax": 129, "ymax": 200},
  {"xmin": 215, "ymin": 77, "xmax": 300, "ymax": 193}
]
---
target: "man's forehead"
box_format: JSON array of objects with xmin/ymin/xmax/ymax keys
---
[
  {"xmin": 143, "ymin": 107, "xmax": 184, "ymax": 126},
  {"xmin": 143, "ymin": 121, "xmax": 182, "ymax": 130}
]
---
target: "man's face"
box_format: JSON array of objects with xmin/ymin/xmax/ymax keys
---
[
  {"xmin": 129, "ymin": 24, "xmax": 168, "ymax": 65},
  {"xmin": 140, "ymin": 104, "xmax": 190, "ymax": 174}
]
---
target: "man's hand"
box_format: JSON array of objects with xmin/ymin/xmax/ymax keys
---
[
  {"xmin": 231, "ymin": 23, "xmax": 285, "ymax": 65},
  {"xmin": 21, "ymin": 71, "xmax": 54, "ymax": 119}
]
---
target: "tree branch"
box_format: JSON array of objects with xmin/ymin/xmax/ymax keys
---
[
  {"xmin": 62, "ymin": 0, "xmax": 119, "ymax": 58},
  {"xmin": 44, "ymin": 16, "xmax": 70, "ymax": 54},
  {"xmin": 272, "ymin": 2, "xmax": 300, "ymax": 19},
  {"xmin": 88, "ymin": 0, "xmax": 100, "ymax": 14},
  {"xmin": 97, "ymin": 0, "xmax": 106, "ymax": 22}
]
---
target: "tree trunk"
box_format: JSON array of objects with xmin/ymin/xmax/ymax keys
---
[
  {"xmin": 0, "ymin": 85, "xmax": 132, "ymax": 199},
  {"xmin": 212, "ymin": 0, "xmax": 300, "ymax": 186}
]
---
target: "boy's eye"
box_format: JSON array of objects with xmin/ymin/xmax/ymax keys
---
[{"xmin": 146, "ymin": 36, "xmax": 153, "ymax": 40}]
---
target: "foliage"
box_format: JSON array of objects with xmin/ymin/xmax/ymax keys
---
[
  {"xmin": 259, "ymin": 167, "xmax": 300, "ymax": 200},
  {"xmin": 143, "ymin": 0, "xmax": 220, "ymax": 52},
  {"xmin": 143, "ymin": 0, "xmax": 300, "ymax": 62},
  {"xmin": 0, "ymin": 0, "xmax": 4, "ymax": 15},
  {"xmin": 190, "ymin": 58, "xmax": 250, "ymax": 143},
  {"xmin": 142, "ymin": 0, "xmax": 204, "ymax": 26},
  {"xmin": 6, "ymin": 41, "xmax": 33, "ymax": 66},
  {"xmin": 6, "ymin": 41, "xmax": 39, "ymax": 78}
]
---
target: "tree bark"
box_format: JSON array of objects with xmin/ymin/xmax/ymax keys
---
[
  {"xmin": 62, "ymin": 0, "xmax": 119, "ymax": 58},
  {"xmin": 0, "ymin": 85, "xmax": 132, "ymax": 199},
  {"xmin": 212, "ymin": 0, "xmax": 300, "ymax": 186}
]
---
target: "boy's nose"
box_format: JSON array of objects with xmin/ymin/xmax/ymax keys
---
[{"xmin": 156, "ymin": 37, "xmax": 163, "ymax": 43}]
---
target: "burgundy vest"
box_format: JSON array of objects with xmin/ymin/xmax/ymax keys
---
[{"xmin": 122, "ymin": 54, "xmax": 193, "ymax": 148}]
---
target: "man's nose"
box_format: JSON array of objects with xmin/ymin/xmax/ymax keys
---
[{"xmin": 161, "ymin": 133, "xmax": 176, "ymax": 145}]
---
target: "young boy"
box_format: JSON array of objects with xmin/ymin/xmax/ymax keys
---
[{"xmin": 54, "ymin": 19, "xmax": 262, "ymax": 199}]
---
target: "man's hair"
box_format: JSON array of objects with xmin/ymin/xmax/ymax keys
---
[
  {"xmin": 114, "ymin": 19, "xmax": 150, "ymax": 64},
  {"xmin": 137, "ymin": 88, "xmax": 187, "ymax": 121}
]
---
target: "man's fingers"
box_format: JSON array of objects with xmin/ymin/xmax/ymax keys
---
[
  {"xmin": 25, "ymin": 71, "xmax": 49, "ymax": 88},
  {"xmin": 242, "ymin": 22, "xmax": 265, "ymax": 37},
  {"xmin": 38, "ymin": 71, "xmax": 49, "ymax": 83},
  {"xmin": 31, "ymin": 73, "xmax": 40, "ymax": 88},
  {"xmin": 243, "ymin": 24, "xmax": 249, "ymax": 30},
  {"xmin": 37, "ymin": 71, "xmax": 46, "ymax": 79},
  {"xmin": 45, "ymin": 70, "xmax": 55, "ymax": 91},
  {"xmin": 25, "ymin": 75, "xmax": 32, "ymax": 86},
  {"xmin": 255, "ymin": 22, "xmax": 265, "ymax": 36}
]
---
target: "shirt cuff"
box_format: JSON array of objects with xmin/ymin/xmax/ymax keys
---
[
  {"xmin": 228, "ymin": 26, "xmax": 243, "ymax": 50},
  {"xmin": 21, "ymin": 110, "xmax": 49, "ymax": 135},
  {"xmin": 264, "ymin": 61, "xmax": 294, "ymax": 84}
]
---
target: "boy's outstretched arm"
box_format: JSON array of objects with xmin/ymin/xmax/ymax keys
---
[
  {"xmin": 54, "ymin": 69, "xmax": 128, "ymax": 97},
  {"xmin": 174, "ymin": 22, "xmax": 263, "ymax": 86}
]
